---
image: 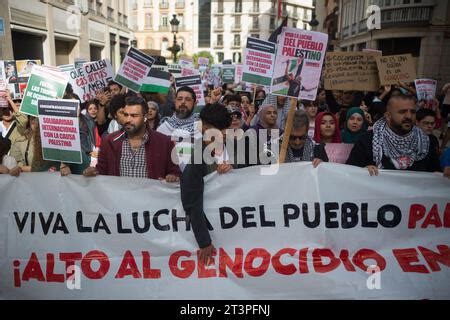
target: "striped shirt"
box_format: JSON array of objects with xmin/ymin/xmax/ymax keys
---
[{"xmin": 120, "ymin": 132, "xmax": 149, "ymax": 178}]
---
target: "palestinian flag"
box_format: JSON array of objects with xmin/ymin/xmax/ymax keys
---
[{"xmin": 141, "ymin": 68, "xmax": 171, "ymax": 94}]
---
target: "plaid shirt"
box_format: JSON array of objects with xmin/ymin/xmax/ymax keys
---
[{"xmin": 120, "ymin": 132, "xmax": 149, "ymax": 178}]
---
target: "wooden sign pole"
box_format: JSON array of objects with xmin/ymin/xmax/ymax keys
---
[{"xmin": 279, "ymin": 97, "xmax": 298, "ymax": 164}]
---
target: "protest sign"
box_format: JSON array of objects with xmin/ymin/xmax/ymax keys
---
[
  {"xmin": 222, "ymin": 65, "xmax": 236, "ymax": 84},
  {"xmin": 414, "ymin": 78, "xmax": 437, "ymax": 102},
  {"xmin": 376, "ymin": 54, "xmax": 417, "ymax": 85},
  {"xmin": 207, "ymin": 64, "xmax": 223, "ymax": 87},
  {"xmin": 20, "ymin": 66, "xmax": 68, "ymax": 116},
  {"xmin": 175, "ymin": 75, "xmax": 206, "ymax": 106},
  {"xmin": 37, "ymin": 99, "xmax": 82, "ymax": 164},
  {"xmin": 1, "ymin": 60, "xmax": 41, "ymax": 99},
  {"xmin": 235, "ymin": 64, "xmax": 244, "ymax": 84},
  {"xmin": 67, "ymin": 59, "xmax": 114, "ymax": 102},
  {"xmin": 323, "ymin": 52, "xmax": 381, "ymax": 91},
  {"xmin": 151, "ymin": 64, "xmax": 169, "ymax": 72},
  {"xmin": 198, "ymin": 57, "xmax": 209, "ymax": 71},
  {"xmin": 141, "ymin": 68, "xmax": 171, "ymax": 94},
  {"xmin": 271, "ymin": 28, "xmax": 328, "ymax": 100},
  {"xmin": 114, "ymin": 47, "xmax": 155, "ymax": 92},
  {"xmin": 179, "ymin": 56, "xmax": 194, "ymax": 68},
  {"xmin": 181, "ymin": 67, "xmax": 200, "ymax": 77},
  {"xmin": 324, "ymin": 143, "xmax": 354, "ymax": 164},
  {"xmin": 242, "ymin": 37, "xmax": 276, "ymax": 86},
  {"xmin": 1, "ymin": 163, "xmax": 449, "ymax": 299},
  {"xmin": 168, "ymin": 63, "xmax": 182, "ymax": 78}
]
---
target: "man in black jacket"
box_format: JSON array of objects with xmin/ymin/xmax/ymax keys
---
[
  {"xmin": 180, "ymin": 104, "xmax": 232, "ymax": 265},
  {"xmin": 346, "ymin": 94, "xmax": 441, "ymax": 175}
]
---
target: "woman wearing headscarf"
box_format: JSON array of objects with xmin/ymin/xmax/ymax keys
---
[
  {"xmin": 313, "ymin": 111, "xmax": 341, "ymax": 144},
  {"xmin": 341, "ymin": 107, "xmax": 368, "ymax": 144}
]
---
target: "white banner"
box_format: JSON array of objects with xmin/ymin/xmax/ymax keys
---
[{"xmin": 0, "ymin": 163, "xmax": 449, "ymax": 299}]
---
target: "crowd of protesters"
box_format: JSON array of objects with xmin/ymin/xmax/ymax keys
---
[{"xmin": 1, "ymin": 73, "xmax": 450, "ymax": 264}]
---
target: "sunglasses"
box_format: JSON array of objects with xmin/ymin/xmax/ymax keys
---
[{"xmin": 289, "ymin": 134, "xmax": 308, "ymax": 141}]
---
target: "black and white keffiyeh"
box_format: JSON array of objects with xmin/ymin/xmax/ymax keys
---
[
  {"xmin": 372, "ymin": 117, "xmax": 429, "ymax": 169},
  {"xmin": 286, "ymin": 137, "xmax": 316, "ymax": 163},
  {"xmin": 162, "ymin": 113, "xmax": 199, "ymax": 134}
]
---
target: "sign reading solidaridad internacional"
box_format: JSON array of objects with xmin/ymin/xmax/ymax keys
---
[
  {"xmin": 376, "ymin": 54, "xmax": 417, "ymax": 85},
  {"xmin": 0, "ymin": 163, "xmax": 449, "ymax": 299},
  {"xmin": 271, "ymin": 28, "xmax": 328, "ymax": 100},
  {"xmin": 242, "ymin": 37, "xmax": 276, "ymax": 86},
  {"xmin": 37, "ymin": 99, "xmax": 82, "ymax": 164},
  {"xmin": 324, "ymin": 51, "xmax": 381, "ymax": 92}
]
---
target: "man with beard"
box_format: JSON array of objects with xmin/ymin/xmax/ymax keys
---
[
  {"xmin": 346, "ymin": 95, "xmax": 441, "ymax": 176},
  {"xmin": 83, "ymin": 95, "xmax": 180, "ymax": 181},
  {"xmin": 157, "ymin": 86, "xmax": 201, "ymax": 170}
]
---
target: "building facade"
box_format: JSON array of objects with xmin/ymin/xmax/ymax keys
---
[
  {"xmin": 210, "ymin": 0, "xmax": 314, "ymax": 63},
  {"xmin": 0, "ymin": 0, "xmax": 135, "ymax": 70},
  {"xmin": 320, "ymin": 0, "xmax": 450, "ymax": 88},
  {"xmin": 130, "ymin": 0, "xmax": 197, "ymax": 63}
]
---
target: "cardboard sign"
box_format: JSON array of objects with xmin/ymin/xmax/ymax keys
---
[
  {"xmin": 376, "ymin": 54, "xmax": 417, "ymax": 85},
  {"xmin": 114, "ymin": 47, "xmax": 155, "ymax": 92},
  {"xmin": 271, "ymin": 28, "xmax": 328, "ymax": 100},
  {"xmin": 242, "ymin": 37, "xmax": 276, "ymax": 86},
  {"xmin": 38, "ymin": 99, "xmax": 82, "ymax": 164},
  {"xmin": 324, "ymin": 51, "xmax": 381, "ymax": 92}
]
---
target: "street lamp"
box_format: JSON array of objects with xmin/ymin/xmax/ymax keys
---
[
  {"xmin": 168, "ymin": 14, "xmax": 181, "ymax": 63},
  {"xmin": 309, "ymin": 0, "xmax": 319, "ymax": 28}
]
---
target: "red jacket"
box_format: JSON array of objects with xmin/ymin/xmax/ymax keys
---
[{"xmin": 96, "ymin": 128, "xmax": 181, "ymax": 179}]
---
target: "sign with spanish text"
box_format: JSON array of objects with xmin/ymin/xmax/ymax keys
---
[
  {"xmin": 221, "ymin": 65, "xmax": 236, "ymax": 84},
  {"xmin": 414, "ymin": 78, "xmax": 437, "ymax": 102},
  {"xmin": 67, "ymin": 59, "xmax": 114, "ymax": 103},
  {"xmin": 37, "ymin": 99, "xmax": 82, "ymax": 164},
  {"xmin": 242, "ymin": 37, "xmax": 276, "ymax": 86},
  {"xmin": 324, "ymin": 52, "xmax": 381, "ymax": 92},
  {"xmin": 0, "ymin": 163, "xmax": 449, "ymax": 299},
  {"xmin": 114, "ymin": 47, "xmax": 155, "ymax": 92},
  {"xmin": 376, "ymin": 54, "xmax": 417, "ymax": 85},
  {"xmin": 20, "ymin": 65, "xmax": 68, "ymax": 116},
  {"xmin": 271, "ymin": 28, "xmax": 328, "ymax": 100}
]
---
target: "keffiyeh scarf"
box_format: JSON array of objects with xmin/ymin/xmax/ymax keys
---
[
  {"xmin": 286, "ymin": 137, "xmax": 316, "ymax": 163},
  {"xmin": 372, "ymin": 117, "xmax": 429, "ymax": 169}
]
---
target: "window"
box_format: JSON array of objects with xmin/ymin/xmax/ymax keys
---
[
  {"xmin": 234, "ymin": 34, "xmax": 240, "ymax": 46},
  {"xmin": 217, "ymin": 34, "xmax": 223, "ymax": 45},
  {"xmin": 178, "ymin": 13, "xmax": 184, "ymax": 29},
  {"xmin": 218, "ymin": 0, "xmax": 224, "ymax": 12},
  {"xmin": 293, "ymin": 20, "xmax": 297, "ymax": 28},
  {"xmin": 145, "ymin": 13, "xmax": 152, "ymax": 29},
  {"xmin": 162, "ymin": 38, "xmax": 169, "ymax": 51},
  {"xmin": 252, "ymin": 16, "xmax": 258, "ymax": 28},
  {"xmin": 235, "ymin": 0, "xmax": 242, "ymax": 13},
  {"xmin": 253, "ymin": 0, "xmax": 259, "ymax": 12},
  {"xmin": 161, "ymin": 15, "xmax": 168, "ymax": 27},
  {"xmin": 270, "ymin": 17, "xmax": 275, "ymax": 29},
  {"xmin": 233, "ymin": 52, "xmax": 242, "ymax": 63},
  {"xmin": 217, "ymin": 52, "xmax": 224, "ymax": 62}
]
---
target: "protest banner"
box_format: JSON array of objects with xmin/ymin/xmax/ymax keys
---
[
  {"xmin": 141, "ymin": 68, "xmax": 171, "ymax": 94},
  {"xmin": 181, "ymin": 67, "xmax": 200, "ymax": 77},
  {"xmin": 271, "ymin": 28, "xmax": 328, "ymax": 100},
  {"xmin": 414, "ymin": 78, "xmax": 437, "ymax": 102},
  {"xmin": 37, "ymin": 98, "xmax": 82, "ymax": 164},
  {"xmin": 324, "ymin": 143, "xmax": 354, "ymax": 164},
  {"xmin": 222, "ymin": 65, "xmax": 236, "ymax": 84},
  {"xmin": 376, "ymin": 54, "xmax": 417, "ymax": 85},
  {"xmin": 175, "ymin": 75, "xmax": 206, "ymax": 106},
  {"xmin": 168, "ymin": 63, "xmax": 182, "ymax": 78},
  {"xmin": 242, "ymin": 37, "xmax": 276, "ymax": 86},
  {"xmin": 66, "ymin": 59, "xmax": 114, "ymax": 103},
  {"xmin": 323, "ymin": 51, "xmax": 381, "ymax": 92},
  {"xmin": 20, "ymin": 66, "xmax": 68, "ymax": 116},
  {"xmin": 114, "ymin": 47, "xmax": 155, "ymax": 92},
  {"xmin": 0, "ymin": 163, "xmax": 449, "ymax": 299}
]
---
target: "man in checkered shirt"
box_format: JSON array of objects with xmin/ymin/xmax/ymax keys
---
[{"xmin": 83, "ymin": 95, "xmax": 180, "ymax": 181}]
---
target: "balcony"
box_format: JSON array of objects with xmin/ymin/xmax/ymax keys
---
[
  {"xmin": 159, "ymin": 2, "xmax": 169, "ymax": 9},
  {"xmin": 269, "ymin": 7, "xmax": 276, "ymax": 15},
  {"xmin": 380, "ymin": 5, "xmax": 433, "ymax": 27},
  {"xmin": 214, "ymin": 24, "xmax": 224, "ymax": 31},
  {"xmin": 175, "ymin": 1, "xmax": 185, "ymax": 9},
  {"xmin": 232, "ymin": 23, "xmax": 241, "ymax": 31},
  {"xmin": 249, "ymin": 6, "xmax": 260, "ymax": 14},
  {"xmin": 214, "ymin": 42, "xmax": 224, "ymax": 48}
]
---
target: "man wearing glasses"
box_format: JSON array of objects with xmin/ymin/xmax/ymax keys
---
[{"xmin": 285, "ymin": 110, "xmax": 328, "ymax": 167}]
